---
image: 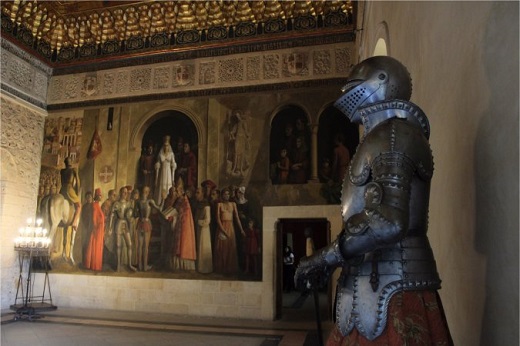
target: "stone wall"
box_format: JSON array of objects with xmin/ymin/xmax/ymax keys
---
[{"xmin": 0, "ymin": 95, "xmax": 46, "ymax": 309}]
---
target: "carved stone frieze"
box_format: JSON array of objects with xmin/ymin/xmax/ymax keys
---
[
  {"xmin": 1, "ymin": 38, "xmax": 52, "ymax": 76},
  {"xmin": 0, "ymin": 45, "xmax": 49, "ymax": 106},
  {"xmin": 45, "ymin": 42, "xmax": 354, "ymax": 108}
]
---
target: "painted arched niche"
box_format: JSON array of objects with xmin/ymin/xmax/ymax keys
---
[{"xmin": 269, "ymin": 104, "xmax": 311, "ymax": 184}]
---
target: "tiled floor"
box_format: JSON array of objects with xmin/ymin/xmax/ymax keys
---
[{"xmin": 1, "ymin": 291, "xmax": 333, "ymax": 346}]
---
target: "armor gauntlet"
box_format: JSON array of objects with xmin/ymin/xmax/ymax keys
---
[{"xmin": 294, "ymin": 238, "xmax": 345, "ymax": 290}]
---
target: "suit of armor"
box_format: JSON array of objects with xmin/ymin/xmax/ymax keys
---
[
  {"xmin": 109, "ymin": 187, "xmax": 137, "ymax": 272},
  {"xmin": 295, "ymin": 56, "xmax": 452, "ymax": 343}
]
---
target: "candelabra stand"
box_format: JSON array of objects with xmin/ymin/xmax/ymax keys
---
[{"xmin": 10, "ymin": 219, "xmax": 57, "ymax": 321}]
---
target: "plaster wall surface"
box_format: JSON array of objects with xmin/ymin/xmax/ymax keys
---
[{"xmin": 359, "ymin": 2, "xmax": 519, "ymax": 345}]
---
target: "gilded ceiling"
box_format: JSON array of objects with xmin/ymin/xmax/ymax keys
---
[{"xmin": 1, "ymin": 1, "xmax": 356, "ymax": 68}]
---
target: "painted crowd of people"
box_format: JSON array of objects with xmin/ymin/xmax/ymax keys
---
[
  {"xmin": 75, "ymin": 180, "xmax": 260, "ymax": 278},
  {"xmin": 40, "ymin": 135, "xmax": 261, "ymax": 278}
]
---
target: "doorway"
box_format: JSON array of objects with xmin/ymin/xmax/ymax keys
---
[{"xmin": 276, "ymin": 218, "xmax": 331, "ymax": 322}]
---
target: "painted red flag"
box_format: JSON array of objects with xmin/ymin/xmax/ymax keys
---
[{"xmin": 87, "ymin": 128, "xmax": 102, "ymax": 160}]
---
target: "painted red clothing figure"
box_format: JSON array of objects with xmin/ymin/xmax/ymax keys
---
[
  {"xmin": 214, "ymin": 188, "xmax": 245, "ymax": 274},
  {"xmin": 172, "ymin": 192, "xmax": 197, "ymax": 270},
  {"xmin": 243, "ymin": 219, "xmax": 260, "ymax": 275},
  {"xmin": 84, "ymin": 189, "xmax": 105, "ymax": 271}
]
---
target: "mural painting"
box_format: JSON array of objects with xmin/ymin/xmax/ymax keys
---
[
  {"xmin": 35, "ymin": 102, "xmax": 357, "ymax": 282},
  {"xmin": 37, "ymin": 111, "xmax": 263, "ymax": 282}
]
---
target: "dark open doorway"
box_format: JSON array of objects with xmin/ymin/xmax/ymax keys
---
[{"xmin": 276, "ymin": 218, "xmax": 331, "ymax": 324}]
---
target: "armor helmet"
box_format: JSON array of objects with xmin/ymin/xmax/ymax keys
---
[{"xmin": 334, "ymin": 56, "xmax": 412, "ymax": 123}]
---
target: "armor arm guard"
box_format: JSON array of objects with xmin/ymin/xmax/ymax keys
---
[
  {"xmin": 108, "ymin": 207, "xmax": 116, "ymax": 235},
  {"xmin": 340, "ymin": 152, "xmax": 415, "ymax": 259}
]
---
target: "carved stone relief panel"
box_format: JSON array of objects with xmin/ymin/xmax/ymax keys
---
[
  {"xmin": 335, "ymin": 47, "xmax": 352, "ymax": 74},
  {"xmin": 172, "ymin": 64, "xmax": 194, "ymax": 87},
  {"xmin": 282, "ymin": 52, "xmax": 309, "ymax": 77},
  {"xmin": 263, "ymin": 53, "xmax": 281, "ymax": 79},
  {"xmin": 313, "ymin": 50, "xmax": 332, "ymax": 75},
  {"xmin": 115, "ymin": 71, "xmax": 130, "ymax": 94},
  {"xmin": 103, "ymin": 72, "xmax": 116, "ymax": 95},
  {"xmin": 246, "ymin": 56, "xmax": 261, "ymax": 81},
  {"xmin": 34, "ymin": 72, "xmax": 48, "ymax": 98},
  {"xmin": 130, "ymin": 68, "xmax": 152, "ymax": 92},
  {"xmin": 81, "ymin": 73, "xmax": 99, "ymax": 97},
  {"xmin": 64, "ymin": 75, "xmax": 81, "ymax": 100},
  {"xmin": 199, "ymin": 62, "xmax": 216, "ymax": 85},
  {"xmin": 49, "ymin": 78, "xmax": 65, "ymax": 102},
  {"xmin": 153, "ymin": 67, "xmax": 171, "ymax": 89},
  {"xmin": 218, "ymin": 58, "xmax": 244, "ymax": 83},
  {"xmin": 0, "ymin": 96, "xmax": 45, "ymax": 197}
]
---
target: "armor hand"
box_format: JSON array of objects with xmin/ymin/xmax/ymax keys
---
[
  {"xmin": 294, "ymin": 238, "xmax": 345, "ymax": 290},
  {"xmin": 294, "ymin": 255, "xmax": 332, "ymax": 291}
]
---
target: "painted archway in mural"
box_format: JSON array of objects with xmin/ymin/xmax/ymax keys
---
[
  {"xmin": 269, "ymin": 105, "xmax": 311, "ymax": 185},
  {"xmin": 137, "ymin": 111, "xmax": 199, "ymax": 198},
  {"xmin": 317, "ymin": 104, "xmax": 359, "ymax": 203}
]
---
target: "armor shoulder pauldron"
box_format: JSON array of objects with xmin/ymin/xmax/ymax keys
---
[
  {"xmin": 349, "ymin": 119, "xmax": 433, "ymax": 187},
  {"xmin": 348, "ymin": 139, "xmax": 371, "ymax": 186}
]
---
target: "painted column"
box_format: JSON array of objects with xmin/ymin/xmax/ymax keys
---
[{"xmin": 309, "ymin": 123, "xmax": 319, "ymax": 182}]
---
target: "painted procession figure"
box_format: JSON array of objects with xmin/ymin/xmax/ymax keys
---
[
  {"xmin": 134, "ymin": 186, "xmax": 162, "ymax": 271},
  {"xmin": 108, "ymin": 187, "xmax": 137, "ymax": 272},
  {"xmin": 59, "ymin": 157, "xmax": 81, "ymax": 264},
  {"xmin": 294, "ymin": 56, "xmax": 453, "ymax": 345}
]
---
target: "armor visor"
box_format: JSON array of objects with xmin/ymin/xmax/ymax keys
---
[{"xmin": 334, "ymin": 78, "xmax": 385, "ymax": 122}]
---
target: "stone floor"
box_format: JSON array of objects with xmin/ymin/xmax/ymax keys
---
[{"xmin": 1, "ymin": 291, "xmax": 333, "ymax": 346}]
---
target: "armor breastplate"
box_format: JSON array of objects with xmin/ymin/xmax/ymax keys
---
[{"xmin": 336, "ymin": 101, "xmax": 440, "ymax": 340}]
